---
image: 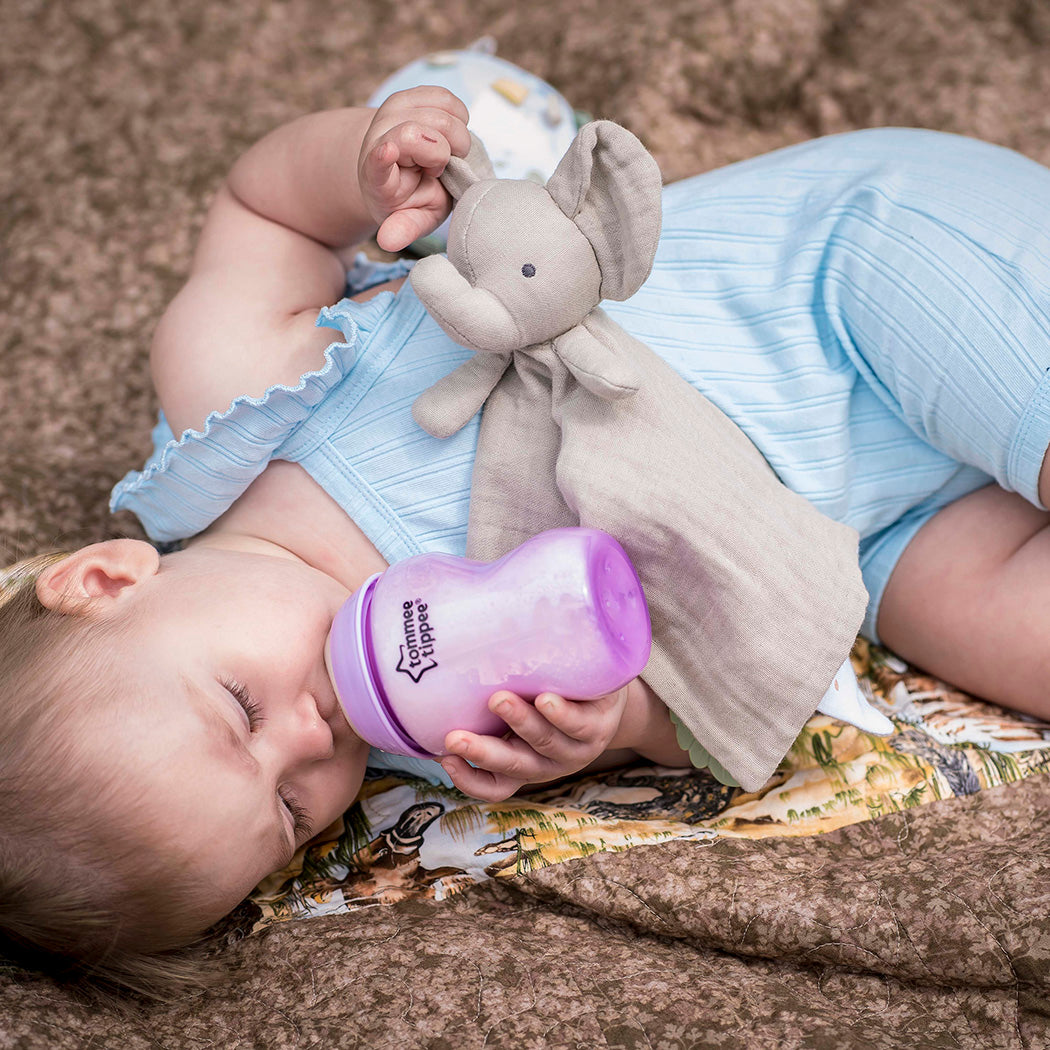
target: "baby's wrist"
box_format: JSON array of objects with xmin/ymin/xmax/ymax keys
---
[
  {"xmin": 614, "ymin": 678, "xmax": 691, "ymax": 767},
  {"xmin": 607, "ymin": 678, "xmax": 654, "ymax": 750}
]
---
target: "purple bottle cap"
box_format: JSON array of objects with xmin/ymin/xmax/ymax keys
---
[{"xmin": 325, "ymin": 574, "xmax": 433, "ymax": 758}]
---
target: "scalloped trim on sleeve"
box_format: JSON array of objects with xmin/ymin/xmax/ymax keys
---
[{"xmin": 110, "ymin": 291, "xmax": 401, "ymax": 543}]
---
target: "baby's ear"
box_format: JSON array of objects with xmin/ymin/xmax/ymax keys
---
[
  {"xmin": 440, "ymin": 132, "xmax": 496, "ymax": 201},
  {"xmin": 36, "ymin": 539, "xmax": 160, "ymax": 614},
  {"xmin": 545, "ymin": 121, "xmax": 663, "ymax": 301}
]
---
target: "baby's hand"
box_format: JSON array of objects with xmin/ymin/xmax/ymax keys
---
[
  {"xmin": 358, "ymin": 86, "xmax": 471, "ymax": 252},
  {"xmin": 439, "ymin": 687, "xmax": 631, "ymax": 802}
]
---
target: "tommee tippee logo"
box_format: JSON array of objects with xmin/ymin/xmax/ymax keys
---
[{"xmin": 396, "ymin": 598, "xmax": 438, "ymax": 683}]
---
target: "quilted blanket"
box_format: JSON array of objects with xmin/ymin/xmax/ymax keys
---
[{"xmin": 5, "ymin": 0, "xmax": 1050, "ymax": 1046}]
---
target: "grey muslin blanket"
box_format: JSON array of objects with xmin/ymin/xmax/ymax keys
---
[{"xmin": 410, "ymin": 123, "xmax": 867, "ymax": 791}]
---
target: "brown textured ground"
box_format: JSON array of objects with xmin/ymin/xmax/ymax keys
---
[
  {"xmin": 4, "ymin": 0, "xmax": 1050, "ymax": 1046},
  {"xmin": 5, "ymin": 0, "xmax": 1050, "ymax": 561}
]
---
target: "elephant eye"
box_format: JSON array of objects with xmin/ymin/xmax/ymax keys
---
[{"xmin": 521, "ymin": 263, "xmax": 536, "ymax": 278}]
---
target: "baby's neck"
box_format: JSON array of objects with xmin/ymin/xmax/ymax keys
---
[{"xmin": 187, "ymin": 460, "xmax": 387, "ymax": 591}]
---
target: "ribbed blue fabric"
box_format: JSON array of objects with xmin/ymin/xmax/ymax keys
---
[
  {"xmin": 112, "ymin": 128, "xmax": 1050, "ymax": 650},
  {"xmin": 604, "ymin": 128, "xmax": 1050, "ymax": 635}
]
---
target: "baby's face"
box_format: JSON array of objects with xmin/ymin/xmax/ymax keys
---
[{"xmin": 99, "ymin": 544, "xmax": 371, "ymax": 933}]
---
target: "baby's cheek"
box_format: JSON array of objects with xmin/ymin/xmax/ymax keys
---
[{"xmin": 324, "ymin": 736, "xmax": 371, "ymax": 812}]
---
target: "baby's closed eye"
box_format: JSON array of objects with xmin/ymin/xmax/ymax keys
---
[
  {"xmin": 221, "ymin": 677, "xmax": 313, "ymax": 842},
  {"xmin": 224, "ymin": 677, "xmax": 264, "ymax": 731}
]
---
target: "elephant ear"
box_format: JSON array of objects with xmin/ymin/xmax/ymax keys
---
[
  {"xmin": 440, "ymin": 131, "xmax": 496, "ymax": 201},
  {"xmin": 545, "ymin": 121, "xmax": 663, "ymax": 301}
]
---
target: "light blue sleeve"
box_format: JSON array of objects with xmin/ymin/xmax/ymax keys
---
[{"xmin": 367, "ymin": 749, "xmax": 456, "ymax": 787}]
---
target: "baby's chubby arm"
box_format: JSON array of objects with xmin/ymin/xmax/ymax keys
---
[
  {"xmin": 225, "ymin": 86, "xmax": 470, "ymax": 253},
  {"xmin": 151, "ymin": 88, "xmax": 469, "ymax": 436},
  {"xmin": 441, "ymin": 678, "xmax": 691, "ymax": 801}
]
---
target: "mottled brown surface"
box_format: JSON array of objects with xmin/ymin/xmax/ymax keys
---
[
  {"xmin": 5, "ymin": 0, "xmax": 1050, "ymax": 1045},
  {"xmin": 3, "ymin": 776, "xmax": 1049, "ymax": 1048}
]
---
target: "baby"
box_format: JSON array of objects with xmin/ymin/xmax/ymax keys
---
[{"xmin": 6, "ymin": 84, "xmax": 1050, "ymax": 996}]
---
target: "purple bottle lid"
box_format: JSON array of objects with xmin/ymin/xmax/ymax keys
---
[{"xmin": 325, "ymin": 573, "xmax": 433, "ymax": 758}]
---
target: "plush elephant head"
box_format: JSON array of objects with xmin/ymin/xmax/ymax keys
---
[{"xmin": 410, "ymin": 121, "xmax": 663, "ymax": 438}]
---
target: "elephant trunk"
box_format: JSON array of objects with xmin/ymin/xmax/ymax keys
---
[{"xmin": 409, "ymin": 255, "xmax": 522, "ymax": 355}]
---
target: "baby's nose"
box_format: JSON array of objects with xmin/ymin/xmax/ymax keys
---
[{"xmin": 285, "ymin": 691, "xmax": 335, "ymax": 764}]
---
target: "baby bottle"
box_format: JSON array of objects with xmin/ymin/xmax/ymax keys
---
[{"xmin": 325, "ymin": 527, "xmax": 652, "ymax": 758}]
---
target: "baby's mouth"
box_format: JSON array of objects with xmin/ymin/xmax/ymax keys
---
[
  {"xmin": 321, "ymin": 639, "xmax": 340, "ymax": 720},
  {"xmin": 320, "ymin": 637, "xmax": 355, "ymax": 737}
]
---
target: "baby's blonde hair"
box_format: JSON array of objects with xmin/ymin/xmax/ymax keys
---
[{"xmin": 0, "ymin": 552, "xmax": 217, "ymax": 1002}]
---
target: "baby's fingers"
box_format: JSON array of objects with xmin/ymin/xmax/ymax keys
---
[
  {"xmin": 361, "ymin": 121, "xmax": 452, "ymax": 189},
  {"xmin": 360, "ymin": 140, "xmax": 403, "ymax": 199},
  {"xmin": 498, "ymin": 691, "xmax": 620, "ymax": 755},
  {"xmin": 376, "ymin": 87, "xmax": 470, "ymax": 136},
  {"xmin": 376, "ymin": 206, "xmax": 444, "ymax": 253},
  {"xmin": 440, "ymin": 753, "xmax": 524, "ymax": 802},
  {"xmin": 442, "ymin": 727, "xmax": 543, "ymax": 779}
]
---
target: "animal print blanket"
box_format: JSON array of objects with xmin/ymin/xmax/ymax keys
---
[{"xmin": 243, "ymin": 641, "xmax": 1050, "ymax": 931}]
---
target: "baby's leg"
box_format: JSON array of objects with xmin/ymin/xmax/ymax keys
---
[{"xmin": 877, "ymin": 481, "xmax": 1050, "ymax": 719}]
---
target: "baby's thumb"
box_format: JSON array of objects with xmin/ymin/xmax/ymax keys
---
[{"xmin": 376, "ymin": 210, "xmax": 423, "ymax": 253}]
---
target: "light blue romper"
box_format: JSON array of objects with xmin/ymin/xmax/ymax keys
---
[{"xmin": 113, "ymin": 126, "xmax": 1050, "ymax": 680}]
